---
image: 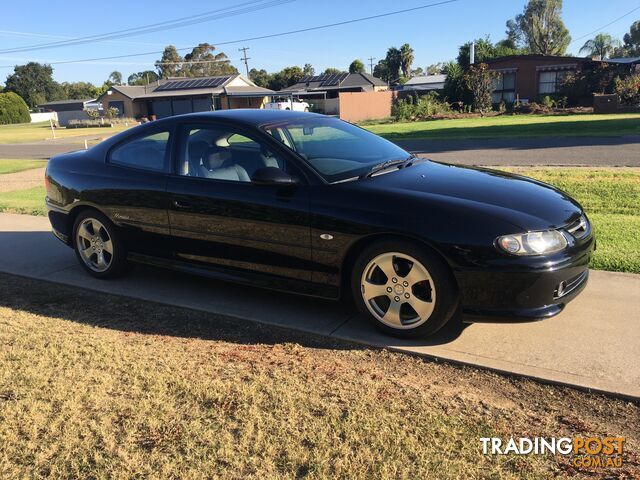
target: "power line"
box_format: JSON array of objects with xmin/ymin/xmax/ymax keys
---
[
  {"xmin": 0, "ymin": 0, "xmax": 293, "ymax": 54},
  {"xmin": 239, "ymin": 47, "xmax": 251, "ymax": 77},
  {"xmin": 569, "ymin": 4, "xmax": 640, "ymax": 45},
  {"xmin": 0, "ymin": 0, "xmax": 459, "ymax": 68}
]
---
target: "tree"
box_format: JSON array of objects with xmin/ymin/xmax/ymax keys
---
[
  {"xmin": 108, "ymin": 71, "xmax": 123, "ymax": 85},
  {"xmin": 385, "ymin": 47, "xmax": 402, "ymax": 82},
  {"xmin": 464, "ymin": 63, "xmax": 497, "ymax": 114},
  {"xmin": 4, "ymin": 62, "xmax": 60, "ymax": 108},
  {"xmin": 322, "ymin": 67, "xmax": 344, "ymax": 75},
  {"xmin": 303, "ymin": 63, "xmax": 315, "ymax": 76},
  {"xmin": 183, "ymin": 43, "xmax": 238, "ymax": 77},
  {"xmin": 373, "ymin": 59, "xmax": 389, "ymax": 82},
  {"xmin": 128, "ymin": 71, "xmax": 160, "ymax": 86},
  {"xmin": 579, "ymin": 33, "xmax": 621, "ymax": 60},
  {"xmin": 0, "ymin": 92, "xmax": 30, "ymax": 124},
  {"xmin": 614, "ymin": 73, "xmax": 640, "ymax": 105},
  {"xmin": 412, "ymin": 67, "xmax": 425, "ymax": 76},
  {"xmin": 399, "ymin": 43, "xmax": 414, "ymax": 78},
  {"xmin": 457, "ymin": 37, "xmax": 498, "ymax": 69},
  {"xmin": 155, "ymin": 45, "xmax": 185, "ymax": 78},
  {"xmin": 506, "ymin": 0, "xmax": 571, "ymax": 55},
  {"xmin": 59, "ymin": 82, "xmax": 100, "ymax": 100},
  {"xmin": 622, "ymin": 20, "xmax": 640, "ymax": 56},
  {"xmin": 442, "ymin": 61, "xmax": 469, "ymax": 104},
  {"xmin": 349, "ymin": 59, "xmax": 365, "ymax": 74},
  {"xmin": 426, "ymin": 63, "xmax": 445, "ymax": 75},
  {"xmin": 268, "ymin": 66, "xmax": 304, "ymax": 90},
  {"xmin": 249, "ymin": 68, "xmax": 273, "ymax": 88}
]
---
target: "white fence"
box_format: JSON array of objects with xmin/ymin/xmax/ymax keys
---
[{"xmin": 30, "ymin": 112, "xmax": 58, "ymax": 123}]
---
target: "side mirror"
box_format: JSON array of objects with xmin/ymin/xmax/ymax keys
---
[{"xmin": 251, "ymin": 167, "xmax": 298, "ymax": 186}]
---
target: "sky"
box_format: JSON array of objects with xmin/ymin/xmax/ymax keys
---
[{"xmin": 0, "ymin": 0, "xmax": 638, "ymax": 85}]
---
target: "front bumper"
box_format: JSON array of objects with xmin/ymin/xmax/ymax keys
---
[{"xmin": 455, "ymin": 232, "xmax": 594, "ymax": 321}]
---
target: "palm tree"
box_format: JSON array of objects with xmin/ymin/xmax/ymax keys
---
[
  {"xmin": 399, "ymin": 43, "xmax": 415, "ymax": 78},
  {"xmin": 579, "ymin": 33, "xmax": 621, "ymax": 60},
  {"xmin": 385, "ymin": 47, "xmax": 402, "ymax": 82}
]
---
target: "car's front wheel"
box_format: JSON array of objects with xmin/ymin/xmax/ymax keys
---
[
  {"xmin": 352, "ymin": 241, "xmax": 458, "ymax": 338},
  {"xmin": 73, "ymin": 210, "xmax": 128, "ymax": 279}
]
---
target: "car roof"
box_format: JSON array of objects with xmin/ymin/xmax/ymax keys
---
[{"xmin": 155, "ymin": 109, "xmax": 324, "ymax": 128}]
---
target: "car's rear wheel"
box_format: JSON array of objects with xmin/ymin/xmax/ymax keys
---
[
  {"xmin": 351, "ymin": 241, "xmax": 458, "ymax": 338},
  {"xmin": 73, "ymin": 210, "xmax": 128, "ymax": 279}
]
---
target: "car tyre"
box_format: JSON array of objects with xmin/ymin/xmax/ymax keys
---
[
  {"xmin": 73, "ymin": 210, "xmax": 128, "ymax": 279},
  {"xmin": 351, "ymin": 240, "xmax": 458, "ymax": 338}
]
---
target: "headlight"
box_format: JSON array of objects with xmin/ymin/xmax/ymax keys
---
[{"xmin": 496, "ymin": 230, "xmax": 568, "ymax": 256}]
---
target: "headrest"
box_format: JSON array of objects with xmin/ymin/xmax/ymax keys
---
[
  {"xmin": 188, "ymin": 141, "xmax": 209, "ymax": 160},
  {"xmin": 204, "ymin": 150, "xmax": 231, "ymax": 169}
]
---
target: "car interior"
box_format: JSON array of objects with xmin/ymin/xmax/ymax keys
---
[{"xmin": 181, "ymin": 128, "xmax": 284, "ymax": 182}]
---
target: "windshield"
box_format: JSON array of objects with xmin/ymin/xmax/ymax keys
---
[{"xmin": 262, "ymin": 116, "xmax": 411, "ymax": 183}]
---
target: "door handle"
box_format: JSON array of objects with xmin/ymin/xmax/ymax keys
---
[{"xmin": 173, "ymin": 199, "xmax": 192, "ymax": 209}]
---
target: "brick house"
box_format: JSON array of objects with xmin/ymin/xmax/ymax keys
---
[{"xmin": 484, "ymin": 55, "xmax": 598, "ymax": 104}]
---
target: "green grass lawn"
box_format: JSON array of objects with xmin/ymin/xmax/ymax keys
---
[
  {"xmin": 0, "ymin": 168, "xmax": 638, "ymax": 273},
  {"xmin": 1, "ymin": 274, "xmax": 637, "ymax": 479},
  {"xmin": 0, "ymin": 158, "xmax": 47, "ymax": 174},
  {"xmin": 364, "ymin": 113, "xmax": 640, "ymax": 141},
  {"xmin": 0, "ymin": 186, "xmax": 46, "ymax": 216},
  {"xmin": 0, "ymin": 121, "xmax": 133, "ymax": 144}
]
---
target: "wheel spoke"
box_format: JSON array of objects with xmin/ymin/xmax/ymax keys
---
[
  {"xmin": 374, "ymin": 254, "xmax": 396, "ymax": 282},
  {"xmin": 96, "ymin": 251, "xmax": 108, "ymax": 269},
  {"xmin": 102, "ymin": 239, "xmax": 113, "ymax": 254},
  {"xmin": 406, "ymin": 295, "xmax": 435, "ymax": 320},
  {"xmin": 383, "ymin": 301, "xmax": 402, "ymax": 327},
  {"xmin": 78, "ymin": 223, "xmax": 93, "ymax": 241},
  {"xmin": 362, "ymin": 281, "xmax": 389, "ymax": 301},
  {"xmin": 80, "ymin": 245, "xmax": 93, "ymax": 261},
  {"xmin": 402, "ymin": 262, "xmax": 428, "ymax": 288},
  {"xmin": 91, "ymin": 220, "xmax": 101, "ymax": 236}
]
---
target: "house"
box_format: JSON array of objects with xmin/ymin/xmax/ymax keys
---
[
  {"xmin": 604, "ymin": 57, "xmax": 640, "ymax": 73},
  {"xmin": 38, "ymin": 98, "xmax": 101, "ymax": 126},
  {"xmin": 399, "ymin": 74, "xmax": 447, "ymax": 92},
  {"xmin": 279, "ymin": 72, "xmax": 388, "ymax": 114},
  {"xmin": 484, "ymin": 55, "xmax": 597, "ymax": 104},
  {"xmin": 96, "ymin": 74, "xmax": 274, "ymax": 120}
]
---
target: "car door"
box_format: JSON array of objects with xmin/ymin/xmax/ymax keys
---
[
  {"xmin": 98, "ymin": 126, "xmax": 173, "ymax": 258},
  {"xmin": 166, "ymin": 122, "xmax": 313, "ymax": 283}
]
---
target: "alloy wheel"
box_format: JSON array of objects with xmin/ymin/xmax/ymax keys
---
[
  {"xmin": 360, "ymin": 252, "xmax": 436, "ymax": 329},
  {"xmin": 75, "ymin": 218, "xmax": 114, "ymax": 273}
]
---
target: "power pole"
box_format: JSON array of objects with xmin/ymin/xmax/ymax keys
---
[
  {"xmin": 239, "ymin": 46, "xmax": 251, "ymax": 77},
  {"xmin": 368, "ymin": 57, "xmax": 376, "ymax": 74}
]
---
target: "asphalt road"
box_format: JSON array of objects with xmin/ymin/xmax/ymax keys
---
[
  {"xmin": 398, "ymin": 135, "xmax": 640, "ymax": 166},
  {"xmin": 1, "ymin": 135, "xmax": 640, "ymax": 166},
  {"xmin": 1, "ymin": 212, "xmax": 638, "ymax": 399}
]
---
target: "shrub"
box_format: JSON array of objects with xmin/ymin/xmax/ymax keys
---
[
  {"xmin": 464, "ymin": 63, "xmax": 497, "ymax": 115},
  {"xmin": 0, "ymin": 92, "xmax": 31, "ymax": 125},
  {"xmin": 392, "ymin": 92, "xmax": 451, "ymax": 121},
  {"xmin": 614, "ymin": 74, "xmax": 640, "ymax": 105}
]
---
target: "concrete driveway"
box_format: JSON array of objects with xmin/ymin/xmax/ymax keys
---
[{"xmin": 1, "ymin": 212, "xmax": 638, "ymax": 399}]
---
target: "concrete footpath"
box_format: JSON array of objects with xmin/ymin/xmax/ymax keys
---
[{"xmin": 1, "ymin": 213, "xmax": 638, "ymax": 399}]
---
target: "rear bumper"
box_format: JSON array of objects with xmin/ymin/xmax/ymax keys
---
[{"xmin": 46, "ymin": 198, "xmax": 71, "ymax": 246}]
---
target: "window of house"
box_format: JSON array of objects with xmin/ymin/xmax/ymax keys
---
[
  {"xmin": 538, "ymin": 70, "xmax": 571, "ymax": 94},
  {"xmin": 492, "ymin": 72, "xmax": 516, "ymax": 103},
  {"xmin": 109, "ymin": 131, "xmax": 170, "ymax": 172}
]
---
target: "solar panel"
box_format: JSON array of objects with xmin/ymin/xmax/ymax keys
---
[{"xmin": 155, "ymin": 76, "xmax": 231, "ymax": 92}]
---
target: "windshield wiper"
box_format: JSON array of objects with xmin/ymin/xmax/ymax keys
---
[{"xmin": 360, "ymin": 155, "xmax": 416, "ymax": 179}]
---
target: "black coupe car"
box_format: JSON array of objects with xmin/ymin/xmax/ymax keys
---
[{"xmin": 45, "ymin": 110, "xmax": 594, "ymax": 338}]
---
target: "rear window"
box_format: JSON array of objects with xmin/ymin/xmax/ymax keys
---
[{"xmin": 109, "ymin": 131, "xmax": 170, "ymax": 172}]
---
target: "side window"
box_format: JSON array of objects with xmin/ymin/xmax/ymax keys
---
[
  {"xmin": 179, "ymin": 125, "xmax": 286, "ymax": 182},
  {"xmin": 109, "ymin": 131, "xmax": 170, "ymax": 172}
]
